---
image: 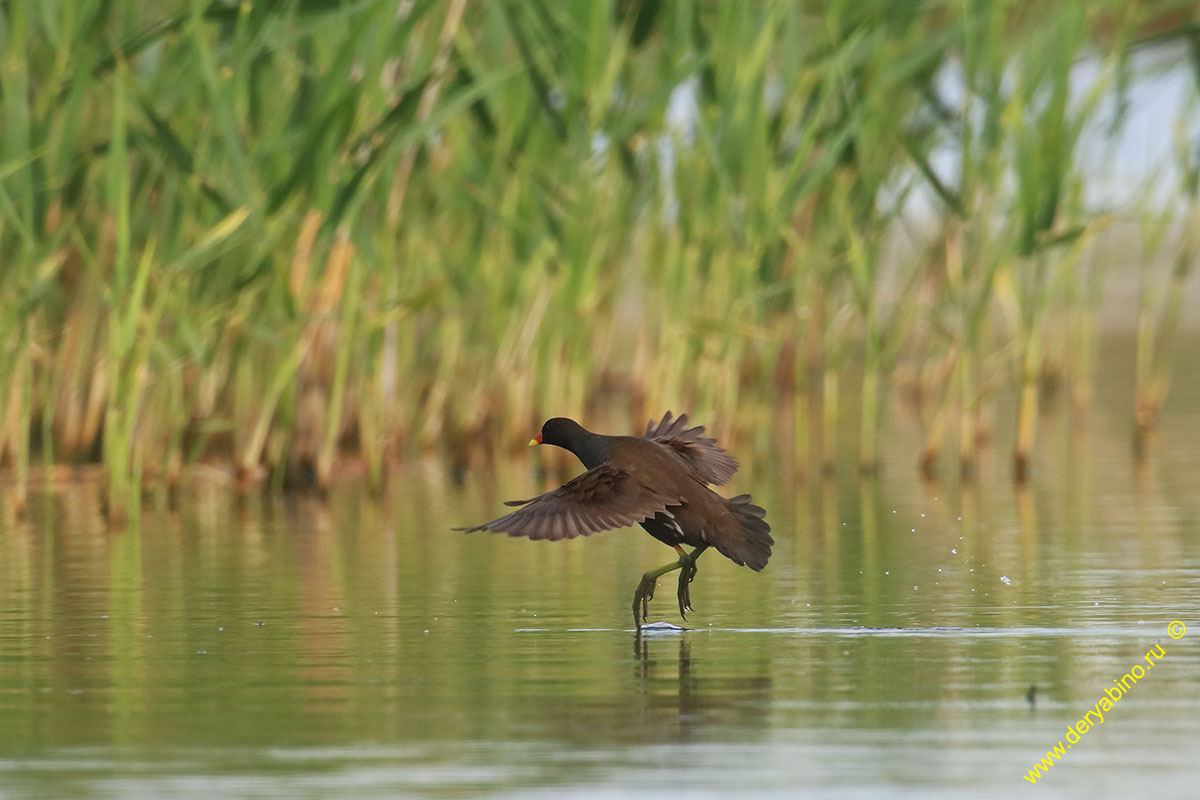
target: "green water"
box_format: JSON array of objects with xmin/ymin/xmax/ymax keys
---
[{"xmin": 2, "ymin": 361, "xmax": 1199, "ymax": 798}]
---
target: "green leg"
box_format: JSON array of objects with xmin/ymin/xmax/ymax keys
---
[{"xmin": 632, "ymin": 545, "xmax": 708, "ymax": 629}]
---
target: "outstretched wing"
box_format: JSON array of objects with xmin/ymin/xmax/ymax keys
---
[
  {"xmin": 644, "ymin": 411, "xmax": 739, "ymax": 485},
  {"xmin": 457, "ymin": 463, "xmax": 677, "ymax": 541}
]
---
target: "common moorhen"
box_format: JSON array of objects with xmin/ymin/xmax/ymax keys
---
[{"xmin": 460, "ymin": 412, "xmax": 773, "ymax": 629}]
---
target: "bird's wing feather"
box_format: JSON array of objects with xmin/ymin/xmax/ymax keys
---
[
  {"xmin": 457, "ymin": 463, "xmax": 677, "ymax": 541},
  {"xmin": 643, "ymin": 410, "xmax": 739, "ymax": 485}
]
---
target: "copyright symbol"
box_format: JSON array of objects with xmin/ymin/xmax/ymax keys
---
[{"xmin": 1168, "ymin": 620, "xmax": 1186, "ymax": 639}]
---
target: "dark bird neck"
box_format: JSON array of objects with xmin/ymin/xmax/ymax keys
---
[{"xmin": 557, "ymin": 429, "xmax": 612, "ymax": 470}]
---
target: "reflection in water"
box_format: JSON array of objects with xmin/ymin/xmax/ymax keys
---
[
  {"xmin": 632, "ymin": 635, "xmax": 774, "ymax": 745},
  {"xmin": 0, "ymin": 376, "xmax": 1199, "ymax": 798}
]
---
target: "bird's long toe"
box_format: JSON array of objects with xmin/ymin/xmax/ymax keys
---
[
  {"xmin": 632, "ymin": 573, "xmax": 658, "ymax": 628},
  {"xmin": 676, "ymin": 558, "xmax": 698, "ymax": 618}
]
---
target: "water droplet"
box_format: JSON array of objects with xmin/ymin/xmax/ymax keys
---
[
  {"xmin": 884, "ymin": 571, "xmax": 890, "ymax": 575},
  {"xmin": 218, "ymin": 627, "xmax": 224, "ymax": 632},
  {"xmin": 951, "ymin": 548, "xmax": 957, "ymax": 554},
  {"xmin": 913, "ymin": 585, "xmax": 919, "ymax": 591},
  {"xmin": 1000, "ymin": 576, "xmax": 1012, "ymax": 585}
]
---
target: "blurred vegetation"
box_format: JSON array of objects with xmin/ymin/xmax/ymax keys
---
[{"xmin": 0, "ymin": 0, "xmax": 1197, "ymax": 515}]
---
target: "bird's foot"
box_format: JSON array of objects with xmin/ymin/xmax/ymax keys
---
[
  {"xmin": 632, "ymin": 572, "xmax": 659, "ymax": 629},
  {"xmin": 632, "ymin": 546, "xmax": 707, "ymax": 630},
  {"xmin": 676, "ymin": 552, "xmax": 698, "ymax": 618}
]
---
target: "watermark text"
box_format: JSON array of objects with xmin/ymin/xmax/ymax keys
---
[{"xmin": 1023, "ymin": 621, "xmax": 1186, "ymax": 785}]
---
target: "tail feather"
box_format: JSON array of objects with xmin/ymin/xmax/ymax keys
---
[{"xmin": 719, "ymin": 494, "xmax": 773, "ymax": 571}]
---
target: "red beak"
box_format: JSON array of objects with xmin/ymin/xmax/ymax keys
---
[{"xmin": 528, "ymin": 432, "xmax": 543, "ymax": 446}]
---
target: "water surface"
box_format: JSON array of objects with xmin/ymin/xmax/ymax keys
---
[{"xmin": 2, "ymin": 364, "xmax": 1198, "ymax": 798}]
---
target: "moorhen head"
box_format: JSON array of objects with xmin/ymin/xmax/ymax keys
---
[{"xmin": 529, "ymin": 417, "xmax": 610, "ymax": 468}]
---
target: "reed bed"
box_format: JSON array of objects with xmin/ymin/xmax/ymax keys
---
[{"xmin": 0, "ymin": 0, "xmax": 1196, "ymax": 514}]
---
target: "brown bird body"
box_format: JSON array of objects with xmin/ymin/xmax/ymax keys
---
[{"xmin": 459, "ymin": 413, "xmax": 773, "ymax": 628}]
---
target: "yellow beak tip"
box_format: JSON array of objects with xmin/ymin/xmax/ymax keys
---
[{"xmin": 528, "ymin": 438, "xmax": 540, "ymax": 447}]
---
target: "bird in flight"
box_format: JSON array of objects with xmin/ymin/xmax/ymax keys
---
[{"xmin": 459, "ymin": 412, "xmax": 772, "ymax": 630}]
